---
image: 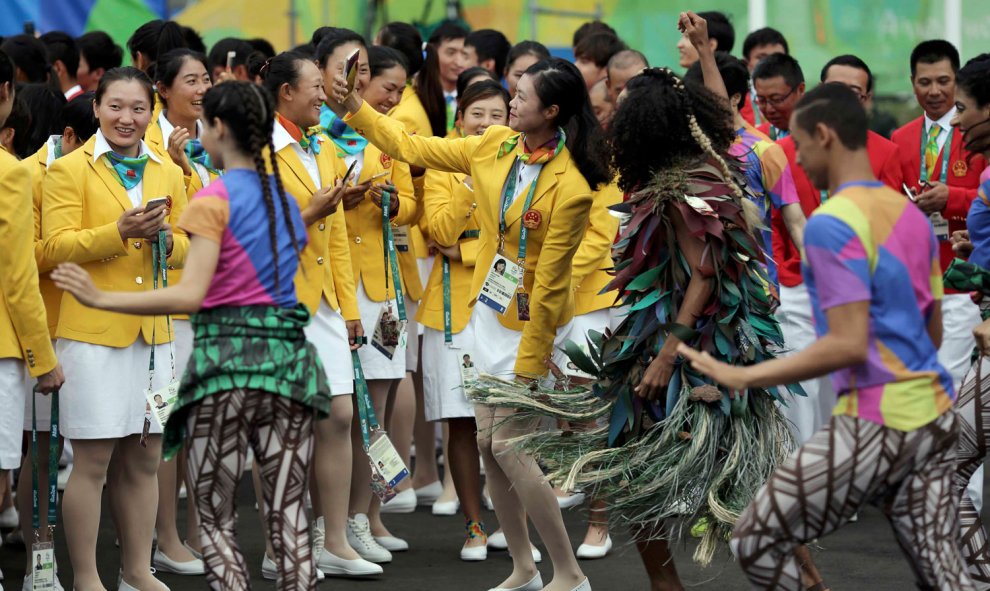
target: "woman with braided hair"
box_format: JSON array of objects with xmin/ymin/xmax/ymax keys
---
[{"xmin": 52, "ymin": 80, "xmax": 330, "ymax": 591}]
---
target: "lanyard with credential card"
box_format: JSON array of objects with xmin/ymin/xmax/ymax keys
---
[
  {"xmin": 142, "ymin": 228, "xmax": 176, "ymax": 446},
  {"xmin": 352, "ymin": 351, "xmax": 409, "ymax": 502},
  {"xmin": 30, "ymin": 387, "xmax": 58, "ymax": 590},
  {"xmin": 499, "ymin": 159, "xmax": 542, "ymax": 321},
  {"xmin": 371, "ymin": 189, "xmax": 408, "ymax": 359}
]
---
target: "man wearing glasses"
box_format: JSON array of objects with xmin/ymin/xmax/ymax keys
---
[{"xmin": 752, "ymin": 53, "xmax": 805, "ymax": 141}]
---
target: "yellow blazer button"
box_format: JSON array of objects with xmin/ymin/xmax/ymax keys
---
[
  {"xmin": 134, "ymin": 242, "xmax": 142, "ymax": 249},
  {"xmin": 135, "ymin": 276, "xmax": 144, "ymax": 285},
  {"xmin": 354, "ymin": 236, "xmax": 362, "ymax": 244},
  {"xmin": 316, "ymin": 257, "xmax": 325, "ymax": 265},
  {"xmin": 318, "ymin": 223, "xmax": 326, "ymax": 231}
]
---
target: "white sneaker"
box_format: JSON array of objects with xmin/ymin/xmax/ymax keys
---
[
  {"xmin": 152, "ymin": 548, "xmax": 206, "ymax": 575},
  {"xmin": 21, "ymin": 572, "xmax": 65, "ymax": 591},
  {"xmin": 487, "ymin": 531, "xmax": 508, "ymax": 550},
  {"xmin": 373, "ymin": 535, "xmax": 408, "ymax": 552},
  {"xmin": 0, "ymin": 507, "xmax": 18, "ymax": 529},
  {"xmin": 488, "ymin": 572, "xmax": 544, "ymax": 591},
  {"xmin": 380, "ymin": 488, "xmax": 416, "ymax": 514},
  {"xmin": 414, "ymin": 481, "xmax": 443, "ymax": 505},
  {"xmin": 432, "ymin": 499, "xmax": 460, "ymax": 515},
  {"xmin": 346, "ymin": 514, "xmax": 392, "ymax": 564},
  {"xmin": 556, "ymin": 492, "xmax": 586, "ymax": 510},
  {"xmin": 576, "ymin": 535, "xmax": 612, "ymax": 559},
  {"xmin": 262, "ymin": 554, "xmax": 324, "ymax": 581},
  {"xmin": 316, "ymin": 548, "xmax": 383, "ymax": 576}
]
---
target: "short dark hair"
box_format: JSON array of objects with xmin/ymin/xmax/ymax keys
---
[
  {"xmin": 63, "ymin": 91, "xmax": 98, "ymax": 141},
  {"xmin": 429, "ymin": 22, "xmax": 469, "ymax": 45},
  {"xmin": 15, "ymin": 83, "xmax": 65, "ymax": 158},
  {"xmin": 315, "ymin": 28, "xmax": 367, "ymax": 70},
  {"xmin": 506, "ymin": 41, "xmax": 550, "ymax": 73},
  {"xmin": 247, "ymin": 38, "xmax": 276, "ymax": 59},
  {"xmin": 742, "ymin": 27, "xmax": 789, "ymax": 60},
  {"xmin": 95, "ymin": 66, "xmax": 156, "ymax": 107},
  {"xmin": 752, "ymin": 52, "xmax": 804, "ymax": 88},
  {"xmin": 456, "ymin": 66, "xmax": 498, "ymax": 98},
  {"xmin": 3, "ymin": 90, "xmax": 31, "ymax": 157},
  {"xmin": 40, "ymin": 32, "xmax": 79, "ymax": 80},
  {"xmin": 573, "ymin": 33, "xmax": 627, "ymax": 69},
  {"xmin": 685, "ymin": 51, "xmax": 749, "ymax": 110},
  {"xmin": 182, "ymin": 27, "xmax": 206, "ymax": 54},
  {"xmin": 821, "ymin": 54, "xmax": 873, "ymax": 93},
  {"xmin": 0, "ymin": 35, "xmax": 50, "ymax": 83},
  {"xmin": 793, "ymin": 82, "xmax": 867, "ymax": 150},
  {"xmin": 465, "ymin": 29, "xmax": 512, "ymax": 76},
  {"xmin": 457, "ymin": 79, "xmax": 510, "ymax": 116},
  {"xmin": 607, "ymin": 49, "xmax": 648, "ymax": 72},
  {"xmin": 208, "ymin": 38, "xmax": 254, "ymax": 73},
  {"xmin": 910, "ymin": 39, "xmax": 960, "ymax": 77},
  {"xmin": 699, "ymin": 11, "xmax": 735, "ymax": 54},
  {"xmin": 957, "ymin": 53, "xmax": 990, "ymax": 108},
  {"xmin": 76, "ymin": 31, "xmax": 123, "ymax": 73},
  {"xmin": 572, "ymin": 21, "xmax": 616, "ymax": 48},
  {"xmin": 0, "ymin": 50, "xmax": 14, "ymax": 87}
]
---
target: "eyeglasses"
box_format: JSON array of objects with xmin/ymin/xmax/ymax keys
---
[{"xmin": 755, "ymin": 87, "xmax": 796, "ymax": 108}]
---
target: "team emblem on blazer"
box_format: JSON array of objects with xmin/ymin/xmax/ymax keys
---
[
  {"xmin": 522, "ymin": 209, "xmax": 542, "ymax": 229},
  {"xmin": 380, "ymin": 153, "xmax": 392, "ymax": 168},
  {"xmin": 953, "ymin": 160, "xmax": 968, "ymax": 177}
]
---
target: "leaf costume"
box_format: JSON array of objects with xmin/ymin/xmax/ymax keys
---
[{"xmin": 470, "ymin": 156, "xmax": 802, "ymax": 564}]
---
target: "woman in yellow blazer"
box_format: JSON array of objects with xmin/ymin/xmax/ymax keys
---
[
  {"xmin": 143, "ymin": 47, "xmax": 215, "ymax": 577},
  {"xmin": 418, "ymin": 81, "xmax": 509, "ymax": 562},
  {"xmin": 264, "ymin": 49, "xmax": 383, "ymax": 577},
  {"xmin": 331, "ymin": 58, "xmax": 611, "ymax": 591},
  {"xmin": 42, "ymin": 67, "xmax": 189, "ymax": 591}
]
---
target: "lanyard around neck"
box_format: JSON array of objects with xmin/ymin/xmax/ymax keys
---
[
  {"xmin": 920, "ymin": 123, "xmax": 953, "ymax": 184},
  {"xmin": 498, "ymin": 158, "xmax": 542, "ymax": 266}
]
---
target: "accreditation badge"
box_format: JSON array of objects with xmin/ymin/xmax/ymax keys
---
[
  {"xmin": 31, "ymin": 542, "xmax": 55, "ymax": 590},
  {"xmin": 392, "ymin": 225, "xmax": 411, "ymax": 252},
  {"xmin": 371, "ymin": 305, "xmax": 406, "ymax": 360},
  {"xmin": 367, "ymin": 431, "xmax": 410, "ymax": 503},
  {"xmin": 478, "ymin": 257, "xmax": 525, "ymax": 315},
  {"xmin": 145, "ymin": 380, "xmax": 180, "ymax": 429}
]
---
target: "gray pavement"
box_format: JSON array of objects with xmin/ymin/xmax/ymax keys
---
[{"xmin": 1, "ymin": 471, "xmax": 982, "ymax": 590}]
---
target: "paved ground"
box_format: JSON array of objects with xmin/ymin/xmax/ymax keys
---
[{"xmin": 1, "ymin": 470, "xmax": 985, "ymax": 590}]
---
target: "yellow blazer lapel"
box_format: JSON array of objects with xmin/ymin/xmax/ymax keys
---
[
  {"xmin": 504, "ymin": 157, "xmax": 563, "ymax": 228},
  {"xmin": 86, "ymin": 145, "xmax": 135, "ymax": 212},
  {"xmin": 278, "ymin": 147, "xmax": 318, "ymax": 194}
]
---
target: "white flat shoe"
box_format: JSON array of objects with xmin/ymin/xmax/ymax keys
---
[
  {"xmin": 487, "ymin": 531, "xmax": 508, "ymax": 550},
  {"xmin": 414, "ymin": 481, "xmax": 443, "ymax": 505},
  {"xmin": 262, "ymin": 554, "xmax": 324, "ymax": 581},
  {"xmin": 460, "ymin": 543, "xmax": 488, "ymax": 561},
  {"xmin": 181, "ymin": 540, "xmax": 202, "ymax": 560},
  {"xmin": 118, "ymin": 577, "xmax": 170, "ymax": 591},
  {"xmin": 569, "ymin": 578, "xmax": 591, "ymax": 591},
  {"xmin": 152, "ymin": 548, "xmax": 206, "ymax": 575},
  {"xmin": 373, "ymin": 535, "xmax": 409, "ymax": 552},
  {"xmin": 432, "ymin": 499, "xmax": 460, "ymax": 515},
  {"xmin": 380, "ymin": 488, "xmax": 417, "ymax": 514},
  {"xmin": 576, "ymin": 535, "xmax": 612, "ymax": 560},
  {"xmin": 488, "ymin": 573, "xmax": 544, "ymax": 591},
  {"xmin": 316, "ymin": 549, "xmax": 383, "ymax": 576},
  {"xmin": 556, "ymin": 492, "xmax": 586, "ymax": 510}
]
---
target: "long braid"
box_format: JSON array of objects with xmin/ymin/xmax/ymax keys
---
[{"xmin": 658, "ymin": 67, "xmax": 744, "ymax": 200}]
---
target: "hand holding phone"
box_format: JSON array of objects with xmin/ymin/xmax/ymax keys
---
[
  {"xmin": 345, "ymin": 48, "xmax": 360, "ymax": 94},
  {"xmin": 144, "ymin": 197, "xmax": 169, "ymax": 212},
  {"xmin": 343, "ymin": 159, "xmax": 358, "ymax": 185}
]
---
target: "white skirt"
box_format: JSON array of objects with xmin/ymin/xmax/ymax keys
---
[
  {"xmin": 470, "ymin": 303, "xmax": 572, "ymax": 382},
  {"xmin": 356, "ymin": 279, "xmax": 407, "ymax": 380},
  {"xmin": 58, "ymin": 338, "xmax": 173, "ymax": 439},
  {"xmin": 405, "ymin": 299, "xmax": 420, "ymax": 371},
  {"xmin": 422, "ymin": 323, "xmax": 477, "ymax": 421},
  {"xmin": 304, "ymin": 300, "xmax": 355, "ymax": 395},
  {"xmin": 0, "ymin": 358, "xmax": 30, "ymax": 469},
  {"xmin": 550, "ymin": 308, "xmax": 616, "ymax": 371}
]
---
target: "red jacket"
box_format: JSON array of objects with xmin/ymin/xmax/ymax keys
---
[
  {"xmin": 741, "ymin": 91, "xmax": 759, "ymax": 127},
  {"xmin": 771, "ymin": 131, "xmax": 904, "ymax": 288},
  {"xmin": 891, "ymin": 115, "xmax": 985, "ymax": 282}
]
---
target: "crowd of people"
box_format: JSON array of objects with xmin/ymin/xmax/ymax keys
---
[{"xmin": 1, "ymin": 7, "xmax": 990, "ymax": 591}]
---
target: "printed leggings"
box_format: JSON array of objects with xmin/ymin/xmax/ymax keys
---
[
  {"xmin": 186, "ymin": 389, "xmax": 315, "ymax": 591},
  {"xmin": 955, "ymin": 358, "xmax": 990, "ymax": 589},
  {"xmin": 731, "ymin": 411, "xmax": 975, "ymax": 591}
]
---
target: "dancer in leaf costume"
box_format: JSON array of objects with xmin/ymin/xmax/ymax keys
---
[{"xmin": 469, "ymin": 54, "xmax": 800, "ymax": 591}]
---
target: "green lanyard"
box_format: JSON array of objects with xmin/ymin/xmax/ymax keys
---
[
  {"xmin": 381, "ymin": 190, "xmax": 407, "ymax": 322},
  {"xmin": 352, "ymin": 351, "xmax": 380, "ymax": 450},
  {"xmin": 769, "ymin": 126, "xmax": 789, "ymax": 141},
  {"xmin": 144, "ymin": 229, "xmax": 174, "ymax": 444},
  {"xmin": 441, "ymin": 230, "xmax": 480, "ymax": 344},
  {"xmin": 499, "ymin": 159, "xmax": 542, "ymax": 265},
  {"xmin": 920, "ymin": 124, "xmax": 953, "ymax": 184},
  {"xmin": 31, "ymin": 388, "xmax": 59, "ymax": 533}
]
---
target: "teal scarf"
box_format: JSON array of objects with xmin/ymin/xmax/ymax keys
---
[
  {"xmin": 320, "ymin": 104, "xmax": 367, "ymax": 156},
  {"xmin": 184, "ymin": 139, "xmax": 219, "ymax": 174},
  {"xmin": 105, "ymin": 152, "xmax": 149, "ymax": 190}
]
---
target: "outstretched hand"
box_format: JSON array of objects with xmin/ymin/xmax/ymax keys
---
[
  {"xmin": 676, "ymin": 344, "xmax": 750, "ymax": 394},
  {"xmin": 51, "ymin": 263, "xmax": 105, "ymax": 309}
]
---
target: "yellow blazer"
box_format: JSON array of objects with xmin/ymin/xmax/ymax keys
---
[
  {"xmin": 144, "ymin": 117, "xmax": 218, "ymax": 200},
  {"xmin": 272, "ymin": 140, "xmax": 360, "ymax": 321},
  {"xmin": 339, "ymin": 142, "xmax": 422, "ymax": 302},
  {"xmin": 416, "ymin": 170, "xmax": 480, "ymax": 333},
  {"xmin": 42, "ymin": 135, "xmax": 190, "ymax": 347},
  {"xmin": 346, "ymin": 102, "xmax": 594, "ymax": 377},
  {"xmin": 572, "ymin": 183, "xmax": 622, "ymax": 316},
  {"xmin": 390, "ymin": 84, "xmax": 433, "ymax": 262},
  {"xmin": 0, "ymin": 150, "xmax": 57, "ymax": 376},
  {"xmin": 24, "ymin": 143, "xmax": 61, "ymax": 337}
]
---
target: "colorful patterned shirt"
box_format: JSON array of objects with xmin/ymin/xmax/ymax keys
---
[
  {"xmin": 178, "ymin": 169, "xmax": 308, "ymax": 309},
  {"xmin": 966, "ymin": 166, "xmax": 990, "ymax": 271},
  {"xmin": 802, "ymin": 181, "xmax": 954, "ymax": 432},
  {"xmin": 730, "ymin": 125, "xmax": 799, "ymax": 286}
]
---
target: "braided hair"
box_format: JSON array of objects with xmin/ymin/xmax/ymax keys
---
[
  {"xmin": 201, "ymin": 81, "xmax": 302, "ymax": 295},
  {"xmin": 609, "ymin": 67, "xmax": 739, "ymax": 197}
]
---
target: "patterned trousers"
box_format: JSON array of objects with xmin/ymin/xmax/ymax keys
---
[
  {"xmin": 186, "ymin": 390, "xmax": 316, "ymax": 591},
  {"xmin": 731, "ymin": 411, "xmax": 976, "ymax": 591},
  {"xmin": 955, "ymin": 358, "xmax": 990, "ymax": 588}
]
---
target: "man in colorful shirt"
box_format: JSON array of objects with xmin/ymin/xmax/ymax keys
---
[{"xmin": 681, "ymin": 83, "xmax": 976, "ymax": 591}]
